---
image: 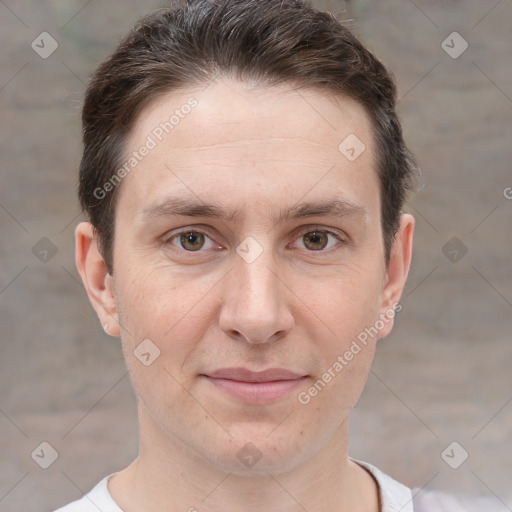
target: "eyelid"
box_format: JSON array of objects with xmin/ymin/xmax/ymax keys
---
[
  {"xmin": 162, "ymin": 225, "xmax": 208, "ymax": 242},
  {"xmin": 293, "ymin": 224, "xmax": 347, "ymax": 240}
]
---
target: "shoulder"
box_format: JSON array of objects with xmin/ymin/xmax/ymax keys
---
[
  {"xmin": 53, "ymin": 473, "xmax": 122, "ymax": 512},
  {"xmin": 411, "ymin": 487, "xmax": 504, "ymax": 512},
  {"xmin": 350, "ymin": 459, "xmax": 499, "ymax": 512},
  {"xmin": 351, "ymin": 458, "xmax": 414, "ymax": 512}
]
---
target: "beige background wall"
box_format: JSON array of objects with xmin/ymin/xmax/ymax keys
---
[{"xmin": 1, "ymin": 1, "xmax": 511, "ymax": 510}]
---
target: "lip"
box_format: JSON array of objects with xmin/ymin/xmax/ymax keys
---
[
  {"xmin": 201, "ymin": 367, "xmax": 308, "ymax": 404},
  {"xmin": 207, "ymin": 367, "xmax": 305, "ymax": 382}
]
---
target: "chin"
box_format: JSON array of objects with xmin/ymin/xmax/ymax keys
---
[{"xmin": 203, "ymin": 427, "xmax": 312, "ymax": 476}]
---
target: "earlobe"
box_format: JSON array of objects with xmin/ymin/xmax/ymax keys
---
[
  {"xmin": 377, "ymin": 213, "xmax": 415, "ymax": 339},
  {"xmin": 75, "ymin": 222, "xmax": 120, "ymax": 337}
]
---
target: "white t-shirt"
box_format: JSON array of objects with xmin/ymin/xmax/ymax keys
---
[{"xmin": 53, "ymin": 459, "xmax": 498, "ymax": 512}]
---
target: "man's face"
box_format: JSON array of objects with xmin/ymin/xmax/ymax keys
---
[{"xmin": 105, "ymin": 79, "xmax": 401, "ymax": 474}]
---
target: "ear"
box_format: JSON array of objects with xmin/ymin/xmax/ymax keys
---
[
  {"xmin": 75, "ymin": 222, "xmax": 120, "ymax": 337},
  {"xmin": 377, "ymin": 213, "xmax": 414, "ymax": 340}
]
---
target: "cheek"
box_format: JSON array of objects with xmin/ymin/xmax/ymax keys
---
[
  {"xmin": 115, "ymin": 269, "xmax": 211, "ymax": 423},
  {"xmin": 113, "ymin": 261, "xmax": 229, "ymax": 393},
  {"xmin": 300, "ymin": 262, "xmax": 383, "ymax": 343},
  {"xmin": 297, "ymin": 266, "xmax": 382, "ymax": 401},
  {"xmin": 115, "ymin": 260, "xmax": 216, "ymax": 336}
]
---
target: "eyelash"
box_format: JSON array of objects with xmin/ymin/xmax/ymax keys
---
[{"xmin": 160, "ymin": 226, "xmax": 347, "ymax": 255}]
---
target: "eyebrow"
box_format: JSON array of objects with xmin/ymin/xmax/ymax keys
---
[{"xmin": 140, "ymin": 197, "xmax": 367, "ymax": 226}]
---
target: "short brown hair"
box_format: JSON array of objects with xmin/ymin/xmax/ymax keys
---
[{"xmin": 79, "ymin": 0, "xmax": 419, "ymax": 274}]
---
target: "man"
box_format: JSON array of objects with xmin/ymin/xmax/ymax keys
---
[{"xmin": 55, "ymin": 0, "xmax": 468, "ymax": 510}]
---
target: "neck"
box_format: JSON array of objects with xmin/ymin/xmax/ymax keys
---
[{"xmin": 109, "ymin": 408, "xmax": 379, "ymax": 512}]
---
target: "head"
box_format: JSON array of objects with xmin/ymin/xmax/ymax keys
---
[{"xmin": 76, "ymin": 0, "xmax": 417, "ymax": 475}]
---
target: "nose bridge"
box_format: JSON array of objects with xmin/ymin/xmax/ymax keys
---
[{"xmin": 219, "ymin": 242, "xmax": 293, "ymax": 344}]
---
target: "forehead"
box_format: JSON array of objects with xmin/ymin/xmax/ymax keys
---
[{"xmin": 117, "ymin": 79, "xmax": 379, "ymax": 219}]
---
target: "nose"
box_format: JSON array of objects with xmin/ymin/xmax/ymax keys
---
[{"xmin": 218, "ymin": 248, "xmax": 294, "ymax": 345}]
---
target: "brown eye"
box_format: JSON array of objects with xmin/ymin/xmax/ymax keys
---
[
  {"xmin": 292, "ymin": 228, "xmax": 344, "ymax": 252},
  {"xmin": 178, "ymin": 231, "xmax": 205, "ymax": 251},
  {"xmin": 303, "ymin": 230, "xmax": 329, "ymax": 251},
  {"xmin": 162, "ymin": 228, "xmax": 219, "ymax": 254}
]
